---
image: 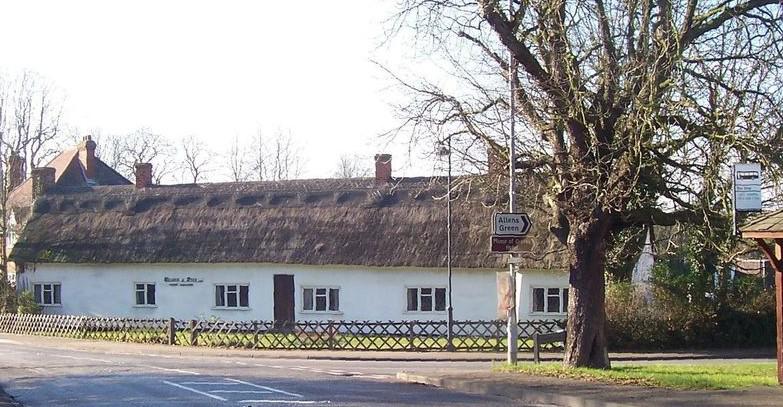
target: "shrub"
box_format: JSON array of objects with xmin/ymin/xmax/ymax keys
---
[
  {"xmin": 606, "ymin": 271, "xmax": 775, "ymax": 350},
  {"xmin": 16, "ymin": 290, "xmax": 41, "ymax": 315}
]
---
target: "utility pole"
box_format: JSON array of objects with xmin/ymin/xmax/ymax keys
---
[{"xmin": 506, "ymin": 0, "xmax": 518, "ymax": 365}]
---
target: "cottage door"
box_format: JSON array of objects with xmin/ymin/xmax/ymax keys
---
[{"xmin": 273, "ymin": 274, "xmax": 295, "ymax": 324}]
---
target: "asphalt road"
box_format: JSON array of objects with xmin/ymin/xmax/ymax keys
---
[{"xmin": 0, "ymin": 337, "xmax": 539, "ymax": 407}]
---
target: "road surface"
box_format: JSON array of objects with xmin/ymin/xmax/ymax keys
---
[{"xmin": 0, "ymin": 336, "xmax": 541, "ymax": 406}]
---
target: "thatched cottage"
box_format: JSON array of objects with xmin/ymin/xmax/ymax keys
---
[{"xmin": 9, "ymin": 140, "xmax": 569, "ymax": 322}]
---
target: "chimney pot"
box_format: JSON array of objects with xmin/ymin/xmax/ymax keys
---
[
  {"xmin": 79, "ymin": 135, "xmax": 97, "ymax": 180},
  {"xmin": 374, "ymin": 154, "xmax": 392, "ymax": 184},
  {"xmin": 31, "ymin": 167, "xmax": 55, "ymax": 199},
  {"xmin": 134, "ymin": 163, "xmax": 153, "ymax": 188}
]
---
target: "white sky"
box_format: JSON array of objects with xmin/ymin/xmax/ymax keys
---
[{"xmin": 0, "ymin": 0, "xmax": 444, "ymax": 180}]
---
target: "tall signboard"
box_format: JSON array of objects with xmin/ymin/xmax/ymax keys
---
[
  {"xmin": 490, "ymin": 213, "xmax": 531, "ymax": 253},
  {"xmin": 733, "ymin": 163, "xmax": 762, "ymax": 212}
]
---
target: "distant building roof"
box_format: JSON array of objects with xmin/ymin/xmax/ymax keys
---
[
  {"xmin": 10, "ymin": 177, "xmax": 567, "ymax": 269},
  {"xmin": 7, "ymin": 147, "xmax": 131, "ymax": 209}
]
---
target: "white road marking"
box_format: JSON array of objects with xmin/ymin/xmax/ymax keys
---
[
  {"xmin": 54, "ymin": 354, "xmax": 115, "ymax": 364},
  {"xmin": 141, "ymin": 365, "xmax": 200, "ymax": 375},
  {"xmin": 210, "ymin": 390, "xmax": 272, "ymax": 394},
  {"xmin": 0, "ymin": 338, "xmax": 22, "ymax": 344},
  {"xmin": 181, "ymin": 381, "xmax": 240, "ymax": 385},
  {"xmin": 162, "ymin": 380, "xmax": 227, "ymax": 401},
  {"xmin": 234, "ymin": 361, "xmax": 248, "ymax": 365},
  {"xmin": 238, "ymin": 402, "xmax": 329, "ymax": 405},
  {"xmin": 225, "ymin": 378, "xmax": 302, "ymax": 398}
]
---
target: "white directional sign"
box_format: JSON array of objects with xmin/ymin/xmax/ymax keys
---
[
  {"xmin": 733, "ymin": 163, "xmax": 762, "ymax": 212},
  {"xmin": 493, "ymin": 213, "xmax": 532, "ymax": 236}
]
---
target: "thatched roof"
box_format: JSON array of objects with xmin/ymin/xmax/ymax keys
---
[{"xmin": 10, "ymin": 177, "xmax": 567, "ymax": 269}]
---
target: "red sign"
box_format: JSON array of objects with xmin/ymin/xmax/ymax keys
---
[{"xmin": 490, "ymin": 235, "xmax": 531, "ymax": 253}]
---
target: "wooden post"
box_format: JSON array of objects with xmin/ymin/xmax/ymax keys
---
[
  {"xmin": 189, "ymin": 319, "xmax": 198, "ymax": 346},
  {"xmin": 776, "ymin": 240, "xmax": 783, "ymax": 385},
  {"xmin": 168, "ymin": 317, "xmax": 176, "ymax": 345}
]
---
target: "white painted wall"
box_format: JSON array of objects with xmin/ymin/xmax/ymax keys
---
[
  {"xmin": 16, "ymin": 263, "xmax": 531, "ymax": 321},
  {"xmin": 516, "ymin": 269, "xmax": 570, "ymax": 321}
]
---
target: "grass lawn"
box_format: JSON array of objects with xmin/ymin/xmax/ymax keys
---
[{"xmin": 495, "ymin": 362, "xmax": 778, "ymax": 390}]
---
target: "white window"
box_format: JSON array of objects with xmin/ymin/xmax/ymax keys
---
[
  {"xmin": 302, "ymin": 287, "xmax": 339, "ymax": 312},
  {"xmin": 215, "ymin": 284, "xmax": 249, "ymax": 308},
  {"xmin": 33, "ymin": 283, "xmax": 61, "ymax": 306},
  {"xmin": 532, "ymin": 287, "xmax": 569, "ymax": 314},
  {"xmin": 134, "ymin": 283, "xmax": 156, "ymax": 306},
  {"xmin": 407, "ymin": 287, "xmax": 446, "ymax": 312}
]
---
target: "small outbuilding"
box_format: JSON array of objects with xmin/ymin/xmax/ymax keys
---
[{"xmin": 740, "ymin": 210, "xmax": 783, "ymax": 384}]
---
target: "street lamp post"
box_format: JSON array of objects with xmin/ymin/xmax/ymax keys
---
[{"xmin": 438, "ymin": 137, "xmax": 454, "ymax": 352}]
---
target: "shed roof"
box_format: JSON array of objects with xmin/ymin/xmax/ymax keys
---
[
  {"xmin": 10, "ymin": 177, "xmax": 567, "ymax": 269},
  {"xmin": 740, "ymin": 209, "xmax": 783, "ymax": 239}
]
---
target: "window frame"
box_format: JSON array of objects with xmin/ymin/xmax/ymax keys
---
[
  {"xmin": 530, "ymin": 286, "xmax": 569, "ymax": 314},
  {"xmin": 301, "ymin": 285, "xmax": 341, "ymax": 314},
  {"xmin": 133, "ymin": 282, "xmax": 157, "ymax": 307},
  {"xmin": 213, "ymin": 283, "xmax": 250, "ymax": 310},
  {"xmin": 33, "ymin": 282, "xmax": 62, "ymax": 307},
  {"xmin": 405, "ymin": 286, "xmax": 448, "ymax": 313}
]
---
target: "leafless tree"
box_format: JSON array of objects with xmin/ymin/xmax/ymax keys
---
[
  {"xmin": 390, "ymin": 0, "xmax": 783, "ymax": 367},
  {"xmin": 0, "ymin": 71, "xmax": 66, "ymax": 310},
  {"xmin": 247, "ymin": 130, "xmax": 302, "ymax": 181},
  {"xmin": 249, "ymin": 130, "xmax": 268, "ymax": 181},
  {"xmin": 226, "ymin": 136, "xmax": 251, "ymax": 182},
  {"xmin": 110, "ymin": 128, "xmax": 176, "ymax": 184},
  {"xmin": 334, "ymin": 154, "xmax": 370, "ymax": 178},
  {"xmin": 180, "ymin": 135, "xmax": 211, "ymax": 183}
]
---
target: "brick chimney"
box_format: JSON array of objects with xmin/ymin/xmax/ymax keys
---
[
  {"xmin": 374, "ymin": 154, "xmax": 392, "ymax": 184},
  {"xmin": 7, "ymin": 153, "xmax": 25, "ymax": 190},
  {"xmin": 134, "ymin": 163, "xmax": 153, "ymax": 188},
  {"xmin": 31, "ymin": 167, "xmax": 55, "ymax": 199},
  {"xmin": 79, "ymin": 135, "xmax": 97, "ymax": 180}
]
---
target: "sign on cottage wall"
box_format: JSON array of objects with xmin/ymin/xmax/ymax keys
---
[{"xmin": 164, "ymin": 276, "xmax": 204, "ymax": 287}]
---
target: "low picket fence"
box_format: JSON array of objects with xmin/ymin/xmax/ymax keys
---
[{"xmin": 0, "ymin": 313, "xmax": 565, "ymax": 352}]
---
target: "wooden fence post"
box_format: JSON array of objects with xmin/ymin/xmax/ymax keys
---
[
  {"xmin": 189, "ymin": 319, "xmax": 198, "ymax": 346},
  {"xmin": 327, "ymin": 321, "xmax": 335, "ymax": 350},
  {"xmin": 408, "ymin": 321, "xmax": 415, "ymax": 351},
  {"xmin": 167, "ymin": 317, "xmax": 176, "ymax": 345}
]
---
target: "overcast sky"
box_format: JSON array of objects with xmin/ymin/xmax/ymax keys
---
[{"xmin": 0, "ymin": 0, "xmax": 444, "ymax": 180}]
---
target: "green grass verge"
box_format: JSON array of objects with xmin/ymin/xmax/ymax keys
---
[{"xmin": 495, "ymin": 362, "xmax": 778, "ymax": 390}]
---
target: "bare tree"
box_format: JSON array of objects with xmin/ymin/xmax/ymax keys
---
[
  {"xmin": 248, "ymin": 130, "xmax": 302, "ymax": 181},
  {"xmin": 391, "ymin": 0, "xmax": 783, "ymax": 367},
  {"xmin": 250, "ymin": 130, "xmax": 267, "ymax": 181},
  {"xmin": 268, "ymin": 131, "xmax": 301, "ymax": 181},
  {"xmin": 114, "ymin": 128, "xmax": 176, "ymax": 184},
  {"xmin": 0, "ymin": 71, "xmax": 66, "ymax": 311},
  {"xmin": 226, "ymin": 136, "xmax": 251, "ymax": 182},
  {"xmin": 180, "ymin": 135, "xmax": 210, "ymax": 183},
  {"xmin": 334, "ymin": 154, "xmax": 370, "ymax": 178}
]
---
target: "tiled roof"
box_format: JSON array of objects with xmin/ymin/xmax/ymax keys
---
[{"xmin": 740, "ymin": 209, "xmax": 783, "ymax": 238}]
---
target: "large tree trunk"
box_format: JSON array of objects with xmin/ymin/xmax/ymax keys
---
[{"xmin": 563, "ymin": 211, "xmax": 612, "ymax": 368}]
